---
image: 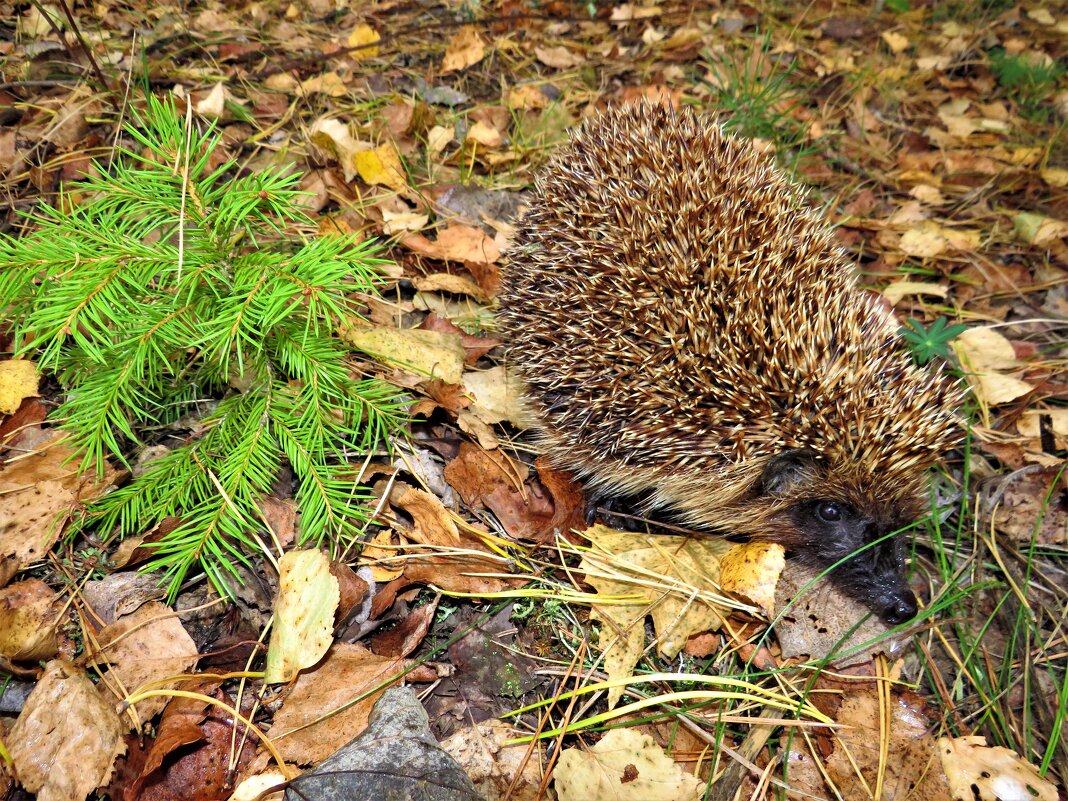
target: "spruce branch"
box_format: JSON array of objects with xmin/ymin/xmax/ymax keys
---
[{"xmin": 0, "ymin": 94, "xmax": 408, "ymax": 598}]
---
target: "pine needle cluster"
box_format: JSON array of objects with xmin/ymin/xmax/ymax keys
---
[{"xmin": 0, "ymin": 96, "xmax": 408, "ymax": 597}]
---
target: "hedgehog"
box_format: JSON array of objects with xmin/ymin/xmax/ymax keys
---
[{"xmin": 498, "ymin": 102, "xmax": 963, "ymax": 625}]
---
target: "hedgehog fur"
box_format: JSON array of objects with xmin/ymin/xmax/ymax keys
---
[{"xmin": 498, "ymin": 102, "xmax": 963, "ymax": 625}]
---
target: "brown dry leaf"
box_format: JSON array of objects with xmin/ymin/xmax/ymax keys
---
[
  {"xmin": 339, "ymin": 321, "xmax": 465, "ymax": 383},
  {"xmin": 347, "ymin": 23, "xmax": 380, "ymax": 60},
  {"xmin": 534, "ymin": 45, "xmax": 585, "ymax": 69},
  {"xmin": 442, "ymin": 26, "xmax": 486, "ymax": 73},
  {"xmin": 370, "ymin": 596, "xmax": 437, "ymax": 658},
  {"xmin": 718, "ymin": 542, "xmax": 785, "ymax": 618},
  {"xmin": 441, "ymin": 719, "xmax": 544, "ymax": 801},
  {"xmin": 953, "ymin": 327, "xmax": 1034, "ymax": 406},
  {"xmin": 0, "ymin": 358, "xmax": 38, "ymax": 415},
  {"xmin": 94, "ymin": 600, "xmax": 199, "ymax": 724},
  {"xmin": 266, "ymin": 642, "xmax": 412, "ymax": 764},
  {"xmin": 360, "ymin": 528, "xmax": 404, "ymax": 582},
  {"xmin": 8, "ymin": 660, "xmax": 126, "ymax": 801},
  {"xmin": 466, "ymin": 120, "xmax": 502, "ymax": 147},
  {"xmin": 195, "ymin": 82, "xmax": 229, "ymax": 119},
  {"xmin": 554, "ymin": 727, "xmax": 702, "ymax": 801},
  {"xmin": 390, "ymin": 482, "xmax": 461, "ymax": 543},
  {"xmin": 882, "ymin": 280, "xmax": 950, "ymax": 306},
  {"xmin": 0, "ymin": 579, "xmax": 59, "ymax": 661},
  {"xmin": 354, "ymin": 141, "xmax": 407, "ymax": 191},
  {"xmin": 443, "ymin": 441, "xmax": 561, "ymax": 539},
  {"xmin": 264, "ymin": 549, "xmax": 340, "ymax": 684},
  {"xmin": 824, "ymin": 690, "xmax": 953, "ymax": 800},
  {"xmin": 990, "ymin": 468, "xmax": 1068, "ymax": 546},
  {"xmin": 411, "ymin": 272, "xmax": 490, "ymax": 302},
  {"xmin": 581, "ymin": 527, "xmax": 735, "ymax": 706},
  {"xmin": 410, "ymin": 223, "xmax": 501, "ymax": 263},
  {"xmin": 507, "ymin": 85, "xmax": 549, "ymax": 110},
  {"xmin": 939, "ymin": 735, "xmax": 1057, "ymax": 801},
  {"xmin": 427, "ymin": 124, "xmax": 455, "ymax": 156},
  {"xmin": 0, "ymin": 429, "xmax": 117, "ymax": 573}
]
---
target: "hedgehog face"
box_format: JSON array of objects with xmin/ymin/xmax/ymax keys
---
[{"xmin": 760, "ymin": 449, "xmax": 920, "ymax": 625}]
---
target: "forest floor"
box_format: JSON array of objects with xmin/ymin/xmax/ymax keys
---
[{"xmin": 0, "ymin": 0, "xmax": 1066, "ymax": 799}]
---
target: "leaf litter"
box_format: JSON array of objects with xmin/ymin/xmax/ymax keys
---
[{"xmin": 1, "ymin": 0, "xmax": 1066, "ymax": 799}]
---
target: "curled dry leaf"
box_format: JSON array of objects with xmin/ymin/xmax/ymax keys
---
[
  {"xmin": 308, "ymin": 117, "xmax": 360, "ymax": 183},
  {"xmin": 264, "ymin": 549, "xmax": 340, "ymax": 684}
]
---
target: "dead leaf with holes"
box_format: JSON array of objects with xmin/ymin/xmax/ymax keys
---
[
  {"xmin": 939, "ymin": 735, "xmax": 1057, "ymax": 801},
  {"xmin": 264, "ymin": 549, "xmax": 340, "ymax": 684},
  {"xmin": 554, "ymin": 727, "xmax": 702, "ymax": 801}
]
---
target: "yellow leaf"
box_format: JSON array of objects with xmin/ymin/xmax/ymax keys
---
[
  {"xmin": 264, "ymin": 549, "xmax": 340, "ymax": 684},
  {"xmin": 719, "ymin": 543, "xmax": 785, "ymax": 618},
  {"xmin": 554, "ymin": 728, "xmax": 702, "ymax": 801},
  {"xmin": 581, "ymin": 527, "xmax": 735, "ymax": 706},
  {"xmin": 347, "ymin": 23, "xmax": 380, "ymax": 60},
  {"xmin": 340, "ymin": 322, "xmax": 465, "ymax": 384},
  {"xmin": 354, "ymin": 142, "xmax": 408, "ymax": 191},
  {"xmin": 939, "ymin": 736, "xmax": 1057, "ymax": 801},
  {"xmin": 0, "ymin": 359, "xmax": 38, "ymax": 415}
]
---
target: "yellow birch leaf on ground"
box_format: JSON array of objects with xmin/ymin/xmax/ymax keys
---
[
  {"xmin": 899, "ymin": 223, "xmax": 948, "ymax": 258},
  {"xmin": 939, "ymin": 736, "xmax": 1057, "ymax": 801},
  {"xmin": 300, "ymin": 71, "xmax": 347, "ymax": 97},
  {"xmin": 1040, "ymin": 167, "xmax": 1068, "ymax": 188},
  {"xmin": 719, "ymin": 542, "xmax": 785, "ymax": 618},
  {"xmin": 8, "ymin": 660, "xmax": 125, "ymax": 801},
  {"xmin": 0, "ymin": 358, "xmax": 38, "ymax": 414},
  {"xmin": 462, "ymin": 365, "xmax": 532, "ymax": 428},
  {"xmin": 466, "ymin": 120, "xmax": 502, "ymax": 147},
  {"xmin": 264, "ymin": 549, "xmax": 340, "ymax": 683},
  {"xmin": 581, "ymin": 527, "xmax": 735, "ymax": 706},
  {"xmin": 308, "ymin": 117, "xmax": 360, "ymax": 183},
  {"xmin": 953, "ymin": 327, "xmax": 1034, "ymax": 406},
  {"xmin": 442, "ymin": 26, "xmax": 486, "ymax": 73},
  {"xmin": 554, "ymin": 728, "xmax": 702, "ymax": 801},
  {"xmin": 354, "ymin": 141, "xmax": 407, "ymax": 191},
  {"xmin": 347, "ymin": 23, "xmax": 380, "ymax": 60},
  {"xmin": 339, "ymin": 322, "xmax": 465, "ymax": 384},
  {"xmin": 881, "ymin": 30, "xmax": 910, "ymax": 54},
  {"xmin": 411, "ymin": 272, "xmax": 489, "ymax": 301}
]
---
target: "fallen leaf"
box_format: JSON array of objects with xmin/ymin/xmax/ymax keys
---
[
  {"xmin": 953, "ymin": 328, "xmax": 1034, "ymax": 406},
  {"xmin": 264, "ymin": 549, "xmax": 340, "ymax": 684},
  {"xmin": 466, "ymin": 120, "xmax": 502, "ymax": 147},
  {"xmin": 347, "ymin": 23, "xmax": 380, "ymax": 60},
  {"xmin": 462, "ymin": 365, "xmax": 531, "ymax": 428},
  {"xmin": 1014, "ymin": 212, "xmax": 1068, "ymax": 247},
  {"xmin": 0, "ymin": 579, "xmax": 59, "ymax": 661},
  {"xmin": 554, "ymin": 728, "xmax": 702, "ymax": 801},
  {"xmin": 442, "ymin": 26, "xmax": 486, "ymax": 73},
  {"xmin": 944, "ymin": 739, "xmax": 1059, "ymax": 798},
  {"xmin": 354, "ymin": 141, "xmax": 408, "ymax": 191},
  {"xmin": 882, "ymin": 280, "xmax": 950, "ymax": 306},
  {"xmin": 339, "ymin": 322, "xmax": 465, "ymax": 384},
  {"xmin": 308, "ymin": 117, "xmax": 360, "ymax": 183},
  {"xmin": 534, "ymin": 45, "xmax": 584, "ymax": 69},
  {"xmin": 582, "ymin": 527, "xmax": 734, "ymax": 706},
  {"xmin": 0, "ymin": 359, "xmax": 38, "ymax": 415},
  {"xmin": 719, "ymin": 542, "xmax": 785, "ymax": 618},
  {"xmin": 881, "ymin": 30, "xmax": 909, "ymax": 54},
  {"xmin": 9, "ymin": 660, "xmax": 126, "ymax": 801},
  {"xmin": 442, "ymin": 719, "xmax": 544, "ymax": 801},
  {"xmin": 195, "ymin": 82, "xmax": 228, "ymax": 119}
]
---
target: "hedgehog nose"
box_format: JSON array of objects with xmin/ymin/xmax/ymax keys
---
[{"xmin": 880, "ymin": 592, "xmax": 918, "ymax": 626}]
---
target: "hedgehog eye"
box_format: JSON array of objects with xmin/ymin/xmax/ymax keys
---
[{"xmin": 816, "ymin": 501, "xmax": 845, "ymax": 523}]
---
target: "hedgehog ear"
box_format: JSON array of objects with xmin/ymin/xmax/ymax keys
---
[{"xmin": 760, "ymin": 449, "xmax": 820, "ymax": 496}]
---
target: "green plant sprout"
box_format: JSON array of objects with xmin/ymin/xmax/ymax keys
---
[
  {"xmin": 0, "ymin": 95, "xmax": 408, "ymax": 599},
  {"xmin": 900, "ymin": 317, "xmax": 968, "ymax": 365}
]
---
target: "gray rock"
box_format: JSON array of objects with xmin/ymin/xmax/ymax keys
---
[{"xmin": 284, "ymin": 685, "xmax": 485, "ymax": 801}]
